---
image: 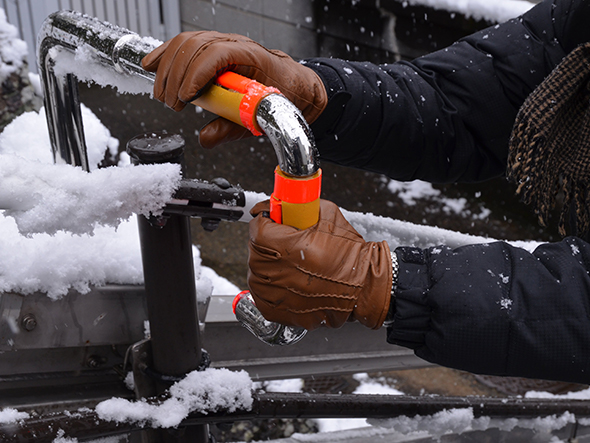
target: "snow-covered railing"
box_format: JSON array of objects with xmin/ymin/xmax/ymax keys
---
[{"xmin": 37, "ymin": 10, "xmax": 155, "ymax": 170}]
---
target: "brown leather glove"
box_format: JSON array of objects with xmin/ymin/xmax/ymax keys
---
[
  {"xmin": 248, "ymin": 200, "xmax": 392, "ymax": 331},
  {"xmin": 141, "ymin": 31, "xmax": 328, "ymax": 148}
]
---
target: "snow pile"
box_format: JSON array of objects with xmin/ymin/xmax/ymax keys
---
[
  {"xmin": 95, "ymin": 368, "xmax": 253, "ymax": 428},
  {"xmin": 0, "ymin": 214, "xmax": 143, "ymax": 298},
  {"xmin": 526, "ymin": 388, "xmax": 590, "ymax": 429},
  {"xmin": 370, "ymin": 409, "xmax": 575, "ymax": 440},
  {"xmin": 0, "ymin": 104, "xmax": 237, "ymax": 298},
  {"xmin": 343, "ymin": 206, "xmax": 540, "ymax": 252},
  {"xmin": 397, "ymin": 0, "xmax": 534, "ymax": 23},
  {"xmin": 526, "ymin": 387, "xmax": 590, "ymax": 401},
  {"xmin": 0, "ymin": 186, "xmax": 230, "ymax": 299},
  {"xmin": 0, "ymin": 105, "xmax": 181, "ymax": 236},
  {"xmin": 257, "ymin": 378, "xmax": 305, "ymax": 393},
  {"xmin": 0, "ymin": 103, "xmax": 120, "ymax": 168},
  {"xmin": 0, "ymin": 155, "xmax": 180, "ymax": 236},
  {"xmin": 0, "ymin": 407, "xmax": 29, "ymax": 424},
  {"xmin": 352, "ymin": 373, "xmax": 404, "ymax": 396},
  {"xmin": 388, "ymin": 179, "xmax": 491, "ymax": 220},
  {"xmin": 0, "ymin": 8, "xmax": 27, "ymax": 84}
]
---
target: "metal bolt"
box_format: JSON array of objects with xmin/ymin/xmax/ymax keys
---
[
  {"xmin": 21, "ymin": 314, "xmax": 37, "ymax": 332},
  {"xmin": 87, "ymin": 355, "xmax": 106, "ymax": 368}
]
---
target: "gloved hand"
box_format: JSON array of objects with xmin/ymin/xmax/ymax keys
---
[
  {"xmin": 248, "ymin": 200, "xmax": 392, "ymax": 331},
  {"xmin": 141, "ymin": 31, "xmax": 328, "ymax": 148}
]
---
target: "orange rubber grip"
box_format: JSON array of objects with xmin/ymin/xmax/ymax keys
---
[
  {"xmin": 270, "ymin": 167, "xmax": 322, "ymax": 230},
  {"xmin": 216, "ymin": 72, "xmax": 281, "ymax": 136}
]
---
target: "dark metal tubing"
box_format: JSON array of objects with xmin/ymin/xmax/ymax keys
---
[
  {"xmin": 37, "ymin": 43, "xmax": 89, "ymax": 170},
  {"xmin": 137, "ymin": 216, "xmax": 204, "ymax": 381},
  {"xmin": 129, "ymin": 134, "xmax": 209, "ymax": 442},
  {"xmin": 136, "ymin": 215, "xmax": 210, "ymax": 443},
  {"xmin": 3, "ymin": 392, "xmax": 590, "ymax": 442}
]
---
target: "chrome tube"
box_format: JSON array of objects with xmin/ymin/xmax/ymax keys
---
[
  {"xmin": 37, "ymin": 11, "xmax": 154, "ymax": 170},
  {"xmin": 256, "ymin": 94, "xmax": 319, "ymax": 177},
  {"xmin": 37, "ymin": 10, "xmax": 320, "ymax": 177},
  {"xmin": 233, "ymin": 291, "xmax": 307, "ymax": 346}
]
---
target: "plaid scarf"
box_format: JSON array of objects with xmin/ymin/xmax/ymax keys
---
[{"xmin": 507, "ymin": 43, "xmax": 590, "ymax": 237}]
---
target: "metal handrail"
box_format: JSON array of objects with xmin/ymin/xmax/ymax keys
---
[{"xmin": 37, "ymin": 10, "xmax": 319, "ymax": 177}]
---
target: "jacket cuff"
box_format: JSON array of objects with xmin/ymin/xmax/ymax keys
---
[{"xmin": 386, "ymin": 247, "xmax": 431, "ymax": 349}]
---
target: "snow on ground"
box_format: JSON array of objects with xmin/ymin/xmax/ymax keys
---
[
  {"xmin": 387, "ymin": 179, "xmax": 491, "ymax": 221},
  {"xmin": 249, "ymin": 376, "xmax": 581, "ymax": 442},
  {"xmin": 315, "ymin": 374, "xmax": 405, "ymax": 434},
  {"xmin": 396, "ymin": 0, "xmax": 534, "ymax": 23}
]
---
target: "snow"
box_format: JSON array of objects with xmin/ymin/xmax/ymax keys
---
[
  {"xmin": 96, "ymin": 368, "xmax": 253, "ymax": 428},
  {"xmin": 0, "ymin": 8, "xmax": 28, "ymax": 84},
  {"xmin": 342, "ymin": 205, "xmax": 539, "ymax": 253},
  {"xmin": 0, "ymin": 154, "xmax": 181, "ymax": 236},
  {"xmin": 0, "ymin": 104, "xmax": 240, "ymax": 298},
  {"xmin": 257, "ymin": 378, "xmax": 305, "ymax": 393},
  {"xmin": 387, "ymin": 179, "xmax": 490, "ymax": 220},
  {"xmin": 52, "ymin": 43, "xmax": 156, "ymax": 96},
  {"xmin": 371, "ymin": 409, "xmax": 576, "ymax": 440},
  {"xmin": 527, "ymin": 387, "xmax": 590, "ymax": 401},
  {"xmin": 388, "ymin": 180, "xmax": 441, "ymax": 205},
  {"xmin": 0, "ymin": 407, "xmax": 29, "ymax": 424},
  {"xmin": 0, "ymin": 102, "xmax": 181, "ymax": 236},
  {"xmin": 398, "ymin": 0, "xmax": 534, "ymax": 23},
  {"xmin": 315, "ymin": 373, "xmax": 405, "ymax": 434}
]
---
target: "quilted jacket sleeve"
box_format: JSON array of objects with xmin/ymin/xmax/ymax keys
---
[
  {"xmin": 388, "ymin": 238, "xmax": 590, "ymax": 385},
  {"xmin": 306, "ymin": 0, "xmax": 590, "ymax": 183}
]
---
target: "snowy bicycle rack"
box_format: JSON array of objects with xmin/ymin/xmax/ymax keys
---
[{"xmin": 1, "ymin": 9, "xmax": 590, "ymax": 443}]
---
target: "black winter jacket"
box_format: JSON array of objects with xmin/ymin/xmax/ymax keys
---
[{"xmin": 307, "ymin": 0, "xmax": 590, "ymax": 384}]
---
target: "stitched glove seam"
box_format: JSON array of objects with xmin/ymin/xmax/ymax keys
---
[
  {"xmin": 286, "ymin": 287, "xmax": 356, "ymax": 300},
  {"xmin": 288, "ymin": 306, "xmax": 352, "ymax": 314},
  {"xmin": 296, "ymin": 265, "xmax": 363, "ymax": 287}
]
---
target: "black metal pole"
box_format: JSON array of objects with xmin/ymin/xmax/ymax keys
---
[
  {"xmin": 127, "ymin": 132, "xmax": 209, "ymax": 443},
  {"xmin": 137, "ymin": 214, "xmax": 203, "ymax": 383},
  {"xmin": 5, "ymin": 392, "xmax": 590, "ymax": 442}
]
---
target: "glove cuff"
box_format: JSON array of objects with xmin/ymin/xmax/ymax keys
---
[{"xmin": 353, "ymin": 241, "xmax": 393, "ymax": 329}]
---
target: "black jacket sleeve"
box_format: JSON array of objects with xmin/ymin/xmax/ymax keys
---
[
  {"xmin": 388, "ymin": 238, "xmax": 590, "ymax": 385},
  {"xmin": 306, "ymin": 0, "xmax": 590, "ymax": 183}
]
